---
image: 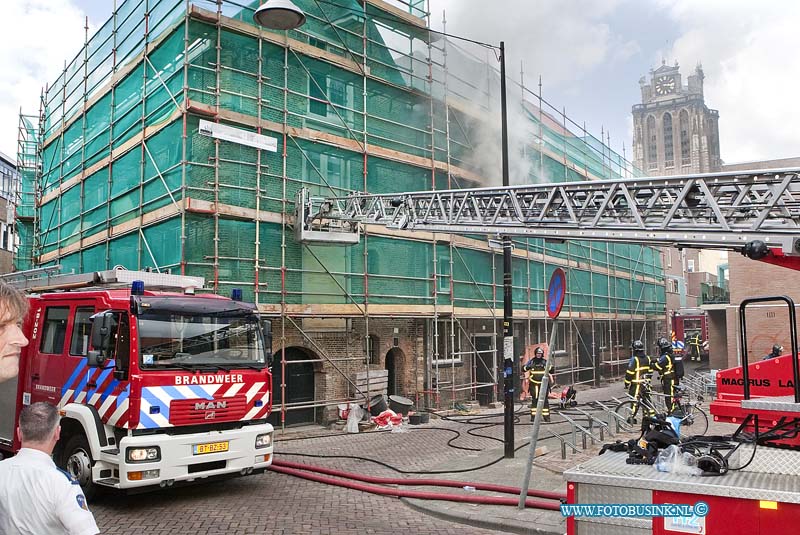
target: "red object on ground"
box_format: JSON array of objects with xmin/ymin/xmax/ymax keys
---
[
  {"xmin": 272, "ymin": 459, "xmax": 566, "ymax": 501},
  {"xmin": 270, "ymin": 463, "xmax": 561, "ymax": 510},
  {"xmin": 372, "ymin": 409, "xmax": 403, "ymax": 428}
]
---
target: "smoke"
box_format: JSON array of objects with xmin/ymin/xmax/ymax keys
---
[
  {"xmin": 455, "ymin": 95, "xmax": 540, "ymax": 188},
  {"xmin": 428, "ymin": 0, "xmax": 638, "ymax": 185}
]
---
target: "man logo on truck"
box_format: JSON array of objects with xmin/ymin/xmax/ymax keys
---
[{"xmin": 195, "ymin": 401, "xmax": 227, "ymax": 410}]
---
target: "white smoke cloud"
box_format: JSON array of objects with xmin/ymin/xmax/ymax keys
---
[
  {"xmin": 427, "ymin": 0, "xmax": 639, "ymax": 185},
  {"xmin": 655, "ymin": 0, "xmax": 800, "ymax": 162},
  {"xmin": 429, "ymin": 0, "xmax": 637, "ymax": 88},
  {"xmin": 0, "ymin": 1, "xmax": 88, "ymax": 158}
]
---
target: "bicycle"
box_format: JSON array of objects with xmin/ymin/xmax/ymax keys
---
[{"xmin": 615, "ymin": 383, "xmax": 709, "ymax": 439}]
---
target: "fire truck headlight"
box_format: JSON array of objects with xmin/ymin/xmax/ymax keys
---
[
  {"xmin": 126, "ymin": 446, "xmax": 161, "ymax": 463},
  {"xmin": 255, "ymin": 433, "xmax": 272, "ymax": 449}
]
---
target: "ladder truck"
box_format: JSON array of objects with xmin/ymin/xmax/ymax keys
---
[
  {"xmin": 0, "ymin": 268, "xmax": 275, "ymax": 497},
  {"xmin": 295, "ymin": 168, "xmax": 800, "ymax": 535}
]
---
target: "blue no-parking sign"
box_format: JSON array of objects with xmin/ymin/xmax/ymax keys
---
[{"xmin": 547, "ymin": 268, "xmax": 566, "ymax": 319}]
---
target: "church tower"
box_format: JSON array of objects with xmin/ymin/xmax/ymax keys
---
[{"xmin": 632, "ymin": 61, "xmax": 721, "ymax": 175}]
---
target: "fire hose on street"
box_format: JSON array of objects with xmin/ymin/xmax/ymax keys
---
[{"xmin": 269, "ymin": 459, "xmax": 565, "ymax": 510}]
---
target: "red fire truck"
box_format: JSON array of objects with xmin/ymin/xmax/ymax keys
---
[
  {"xmin": 0, "ymin": 268, "xmax": 274, "ymax": 497},
  {"xmin": 671, "ymin": 309, "xmax": 708, "ymax": 360}
]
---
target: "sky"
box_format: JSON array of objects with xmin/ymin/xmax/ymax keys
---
[{"xmin": 1, "ymin": 0, "xmax": 798, "ymax": 167}]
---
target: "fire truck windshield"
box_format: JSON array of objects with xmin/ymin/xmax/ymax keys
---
[{"xmin": 138, "ymin": 311, "xmax": 266, "ymax": 369}]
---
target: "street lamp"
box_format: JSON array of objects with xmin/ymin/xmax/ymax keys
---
[
  {"xmin": 253, "ymin": 3, "xmax": 514, "ymax": 458},
  {"xmin": 253, "ymin": 0, "xmax": 306, "ymax": 30}
]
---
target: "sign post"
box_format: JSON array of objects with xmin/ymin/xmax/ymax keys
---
[{"xmin": 519, "ymin": 268, "xmax": 566, "ymax": 508}]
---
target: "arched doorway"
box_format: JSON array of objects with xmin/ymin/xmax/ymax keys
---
[
  {"xmin": 268, "ymin": 347, "xmax": 316, "ymax": 426},
  {"xmin": 385, "ymin": 347, "xmax": 404, "ymax": 396}
]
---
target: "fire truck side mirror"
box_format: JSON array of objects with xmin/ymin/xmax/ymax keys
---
[
  {"xmin": 261, "ymin": 319, "xmax": 273, "ymax": 366},
  {"xmin": 89, "ymin": 312, "xmax": 116, "ymax": 366}
]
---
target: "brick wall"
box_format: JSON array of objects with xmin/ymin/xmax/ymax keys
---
[
  {"xmin": 724, "ymin": 253, "xmax": 800, "ymax": 368},
  {"xmin": 687, "ymin": 271, "xmax": 716, "ymax": 301},
  {"xmin": 269, "ymin": 317, "xmax": 425, "ymax": 422},
  {"xmin": 0, "ymin": 251, "xmax": 12, "ymax": 274}
]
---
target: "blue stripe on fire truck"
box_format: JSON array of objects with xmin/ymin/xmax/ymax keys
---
[
  {"xmin": 99, "ymin": 379, "xmax": 119, "ymax": 404},
  {"xmin": 137, "ymin": 411, "xmax": 159, "ymax": 429},
  {"xmin": 62, "ymin": 360, "xmax": 87, "ymax": 396},
  {"xmin": 73, "ymin": 368, "xmax": 91, "ymax": 398},
  {"xmin": 186, "ymin": 385, "xmax": 215, "ymax": 400},
  {"xmin": 116, "ymin": 385, "xmax": 129, "ymax": 408},
  {"xmin": 141, "ymin": 388, "xmax": 171, "ymax": 421},
  {"xmin": 88, "ymin": 366, "xmax": 113, "ymax": 400}
]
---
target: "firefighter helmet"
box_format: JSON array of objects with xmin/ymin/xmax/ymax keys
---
[
  {"xmin": 773, "ymin": 344, "xmax": 783, "ymax": 356},
  {"xmin": 657, "ymin": 337, "xmax": 672, "ymax": 351},
  {"xmin": 534, "ymin": 347, "xmax": 545, "ymax": 357},
  {"xmin": 631, "ymin": 340, "xmax": 645, "ymax": 353}
]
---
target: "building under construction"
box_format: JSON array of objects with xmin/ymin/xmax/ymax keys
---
[{"xmin": 18, "ymin": 0, "xmax": 666, "ymax": 427}]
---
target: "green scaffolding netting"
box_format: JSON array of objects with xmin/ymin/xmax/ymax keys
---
[{"xmin": 26, "ymin": 0, "xmax": 663, "ymax": 316}]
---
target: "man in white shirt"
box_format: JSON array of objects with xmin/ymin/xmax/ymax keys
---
[{"xmin": 0, "ymin": 402, "xmax": 99, "ymax": 535}]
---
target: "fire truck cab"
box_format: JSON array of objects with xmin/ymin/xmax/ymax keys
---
[{"xmin": 0, "ymin": 269, "xmax": 274, "ymax": 496}]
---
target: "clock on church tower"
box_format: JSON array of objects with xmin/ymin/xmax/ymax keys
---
[{"xmin": 655, "ymin": 75, "xmax": 676, "ymax": 96}]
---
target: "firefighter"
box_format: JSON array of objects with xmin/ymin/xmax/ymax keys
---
[
  {"xmin": 623, "ymin": 340, "xmax": 655, "ymax": 423},
  {"xmin": 524, "ymin": 347, "xmax": 554, "ymax": 422},
  {"xmin": 654, "ymin": 337, "xmax": 677, "ymax": 413},
  {"xmin": 763, "ymin": 344, "xmax": 784, "ymax": 360},
  {"xmin": 688, "ymin": 332, "xmax": 702, "ymax": 362}
]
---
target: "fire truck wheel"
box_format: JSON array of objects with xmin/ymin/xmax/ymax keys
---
[{"xmin": 60, "ymin": 434, "xmax": 97, "ymax": 500}]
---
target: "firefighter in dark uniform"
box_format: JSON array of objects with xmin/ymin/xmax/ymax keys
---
[
  {"xmin": 763, "ymin": 344, "xmax": 783, "ymax": 360},
  {"xmin": 654, "ymin": 337, "xmax": 678, "ymax": 413},
  {"xmin": 524, "ymin": 347, "xmax": 554, "ymax": 422},
  {"xmin": 624, "ymin": 340, "xmax": 655, "ymax": 423},
  {"xmin": 688, "ymin": 332, "xmax": 702, "ymax": 362}
]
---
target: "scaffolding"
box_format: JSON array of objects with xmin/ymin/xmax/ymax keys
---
[{"xmin": 21, "ymin": 0, "xmax": 666, "ymax": 426}]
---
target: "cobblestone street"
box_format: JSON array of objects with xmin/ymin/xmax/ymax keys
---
[{"xmin": 91, "ymin": 409, "xmax": 537, "ymax": 535}]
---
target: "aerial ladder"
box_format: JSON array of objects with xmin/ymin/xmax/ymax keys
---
[
  {"xmin": 295, "ymin": 166, "xmax": 800, "ymax": 411},
  {"xmin": 295, "ymin": 167, "xmax": 800, "ymax": 271},
  {"xmin": 297, "ymin": 168, "xmax": 800, "ymax": 534}
]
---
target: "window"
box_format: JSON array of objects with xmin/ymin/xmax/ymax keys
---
[
  {"xmin": 326, "ymin": 155, "xmax": 343, "ymax": 189},
  {"xmin": 687, "ymin": 259, "xmax": 695, "ymax": 273},
  {"xmin": 683, "ymin": 319, "xmax": 702, "ymax": 331},
  {"xmin": 646, "ymin": 115, "xmax": 657, "ymax": 168},
  {"xmin": 69, "ymin": 307, "xmax": 95, "ymax": 356},
  {"xmin": 667, "ymin": 278, "xmax": 679, "ymax": 293},
  {"xmin": 436, "ymin": 253, "xmax": 450, "ymax": 292},
  {"xmin": 328, "ymin": 79, "xmax": 347, "ymax": 110},
  {"xmin": 663, "ymin": 112, "xmax": 674, "ymax": 167},
  {"xmin": 304, "ymin": 149, "xmax": 349, "ymax": 195},
  {"xmin": 40, "ymin": 307, "xmax": 69, "ymax": 355},
  {"xmin": 308, "ymin": 36, "xmax": 327, "ymax": 51},
  {"xmin": 367, "ymin": 335, "xmax": 379, "ymax": 365},
  {"xmin": 679, "ymin": 110, "xmax": 690, "ymax": 165},
  {"xmin": 308, "ymin": 72, "xmax": 353, "ymax": 121},
  {"xmin": 309, "ymin": 73, "xmax": 327, "ymax": 116}
]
